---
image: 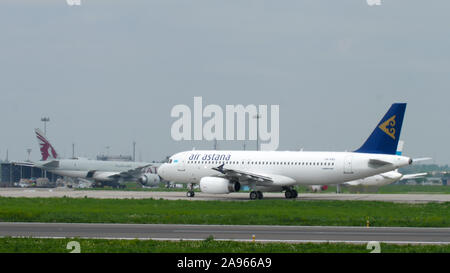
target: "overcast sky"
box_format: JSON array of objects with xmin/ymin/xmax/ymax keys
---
[{"xmin": 0, "ymin": 0, "xmax": 449, "ymax": 164}]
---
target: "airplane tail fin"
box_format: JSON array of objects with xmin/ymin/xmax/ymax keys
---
[
  {"xmin": 35, "ymin": 128, "xmax": 58, "ymax": 161},
  {"xmin": 355, "ymin": 103, "xmax": 407, "ymax": 155}
]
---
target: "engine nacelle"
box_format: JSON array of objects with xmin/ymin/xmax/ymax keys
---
[
  {"xmin": 138, "ymin": 174, "xmax": 161, "ymax": 187},
  {"xmin": 199, "ymin": 177, "xmax": 241, "ymax": 194},
  {"xmin": 310, "ymin": 185, "xmax": 328, "ymax": 192}
]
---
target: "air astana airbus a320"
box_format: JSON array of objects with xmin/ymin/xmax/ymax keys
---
[{"xmin": 158, "ymin": 103, "xmax": 414, "ymax": 200}]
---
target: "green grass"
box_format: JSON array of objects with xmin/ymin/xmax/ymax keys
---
[
  {"xmin": 0, "ymin": 197, "xmax": 448, "ymax": 227},
  {"xmin": 0, "ymin": 237, "xmax": 448, "ymax": 253}
]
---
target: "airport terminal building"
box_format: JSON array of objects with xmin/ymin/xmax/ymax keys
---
[{"xmin": 0, "ymin": 162, "xmax": 60, "ymax": 187}]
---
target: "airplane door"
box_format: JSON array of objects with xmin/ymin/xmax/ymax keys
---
[{"xmin": 344, "ymin": 156, "xmax": 353, "ymax": 174}]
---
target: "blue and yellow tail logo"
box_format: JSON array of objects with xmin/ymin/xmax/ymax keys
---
[
  {"xmin": 378, "ymin": 115, "xmax": 396, "ymax": 140},
  {"xmin": 355, "ymin": 103, "xmax": 406, "ymax": 155}
]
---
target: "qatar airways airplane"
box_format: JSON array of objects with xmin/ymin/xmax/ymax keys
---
[
  {"xmin": 158, "ymin": 103, "xmax": 414, "ymax": 200},
  {"xmin": 25, "ymin": 129, "xmax": 161, "ymax": 188}
]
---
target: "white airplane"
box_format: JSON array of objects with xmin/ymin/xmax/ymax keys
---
[
  {"xmin": 28, "ymin": 129, "xmax": 161, "ymax": 188},
  {"xmin": 310, "ymin": 141, "xmax": 430, "ymax": 192},
  {"xmin": 343, "ymin": 170, "xmax": 428, "ymax": 187},
  {"xmin": 158, "ymin": 103, "xmax": 414, "ymax": 200}
]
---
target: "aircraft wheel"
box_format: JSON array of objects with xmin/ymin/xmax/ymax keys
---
[
  {"xmin": 292, "ymin": 190, "xmax": 298, "ymax": 199},
  {"xmin": 257, "ymin": 191, "xmax": 264, "ymax": 200},
  {"xmin": 250, "ymin": 191, "xmax": 258, "ymax": 200},
  {"xmin": 285, "ymin": 190, "xmax": 293, "ymax": 199},
  {"xmin": 187, "ymin": 191, "xmax": 195, "ymax": 198}
]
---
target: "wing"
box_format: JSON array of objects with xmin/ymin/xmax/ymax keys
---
[
  {"xmin": 107, "ymin": 164, "xmax": 156, "ymax": 180},
  {"xmin": 211, "ymin": 164, "xmax": 296, "ymax": 186},
  {"xmin": 212, "ymin": 164, "xmax": 273, "ymax": 185}
]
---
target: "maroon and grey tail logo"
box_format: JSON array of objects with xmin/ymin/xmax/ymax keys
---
[{"xmin": 36, "ymin": 131, "xmax": 58, "ymax": 161}]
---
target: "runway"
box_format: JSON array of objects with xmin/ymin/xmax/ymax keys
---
[
  {"xmin": 0, "ymin": 222, "xmax": 449, "ymax": 245},
  {"xmin": 0, "ymin": 188, "xmax": 449, "ymax": 203}
]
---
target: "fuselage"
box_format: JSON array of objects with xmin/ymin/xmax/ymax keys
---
[{"xmin": 158, "ymin": 150, "xmax": 412, "ymax": 187}]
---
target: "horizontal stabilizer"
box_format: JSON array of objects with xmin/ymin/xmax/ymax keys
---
[
  {"xmin": 401, "ymin": 173, "xmax": 428, "ymax": 180},
  {"xmin": 11, "ymin": 161, "xmax": 35, "ymax": 167},
  {"xmin": 412, "ymin": 157, "xmax": 432, "ymax": 163},
  {"xmin": 42, "ymin": 160, "xmax": 59, "ymax": 168}
]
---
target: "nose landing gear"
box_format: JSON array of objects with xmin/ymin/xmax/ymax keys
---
[
  {"xmin": 186, "ymin": 183, "xmax": 195, "ymax": 198},
  {"xmin": 186, "ymin": 191, "xmax": 195, "ymax": 198}
]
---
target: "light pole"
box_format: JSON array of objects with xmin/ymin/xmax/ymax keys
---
[
  {"xmin": 41, "ymin": 117, "xmax": 50, "ymax": 136},
  {"xmin": 133, "ymin": 141, "xmax": 136, "ymax": 162},
  {"xmin": 26, "ymin": 149, "xmax": 32, "ymax": 162},
  {"xmin": 253, "ymin": 114, "xmax": 261, "ymax": 151}
]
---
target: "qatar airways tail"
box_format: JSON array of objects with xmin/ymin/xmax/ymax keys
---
[
  {"xmin": 158, "ymin": 103, "xmax": 414, "ymax": 200},
  {"xmin": 35, "ymin": 128, "xmax": 59, "ymax": 161}
]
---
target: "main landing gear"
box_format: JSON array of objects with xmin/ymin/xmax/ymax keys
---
[
  {"xmin": 285, "ymin": 189, "xmax": 298, "ymax": 199},
  {"xmin": 249, "ymin": 191, "xmax": 264, "ymax": 200}
]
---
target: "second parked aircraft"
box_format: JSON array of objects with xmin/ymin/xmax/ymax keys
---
[{"xmin": 28, "ymin": 129, "xmax": 161, "ymax": 188}]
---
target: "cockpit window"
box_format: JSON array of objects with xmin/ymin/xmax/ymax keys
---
[{"xmin": 169, "ymin": 159, "xmax": 173, "ymax": 163}]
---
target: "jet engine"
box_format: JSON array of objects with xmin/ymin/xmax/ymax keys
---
[
  {"xmin": 199, "ymin": 177, "xmax": 241, "ymax": 194},
  {"xmin": 138, "ymin": 173, "xmax": 161, "ymax": 187}
]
